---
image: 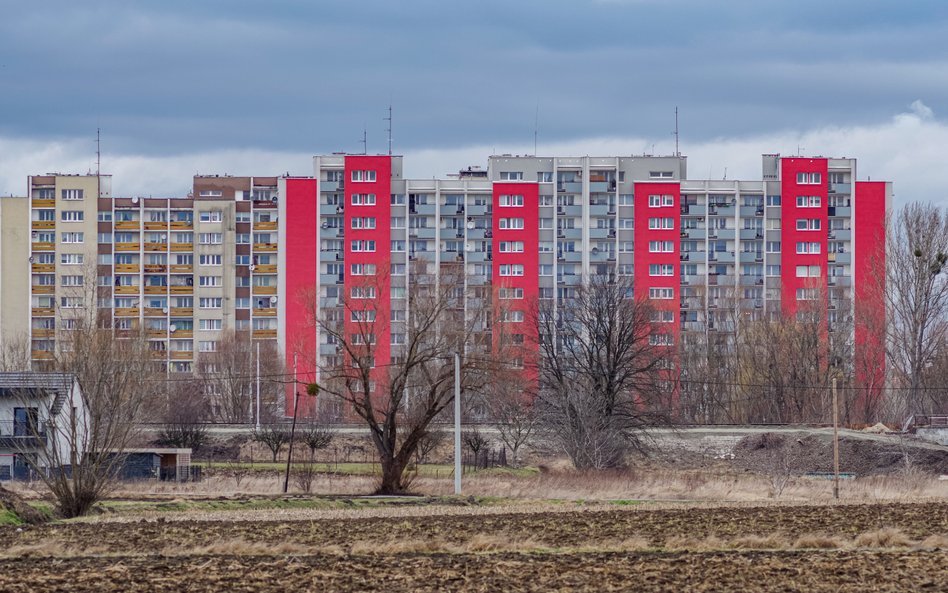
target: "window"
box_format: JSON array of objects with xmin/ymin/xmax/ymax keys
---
[
  {"xmin": 61, "ymin": 189, "xmax": 84, "ymax": 200},
  {"xmin": 649, "ymin": 288, "xmax": 674, "ymax": 299},
  {"xmin": 498, "ymin": 287, "xmax": 524, "ymax": 299},
  {"xmin": 648, "ymin": 194, "xmax": 675, "ymax": 207},
  {"xmin": 767, "ymin": 195, "xmax": 782, "ymax": 206},
  {"xmin": 649, "ymin": 171, "xmax": 674, "ymax": 179},
  {"xmin": 200, "ymin": 319, "xmax": 223, "ymax": 331},
  {"xmin": 199, "ymin": 276, "xmax": 222, "ymax": 287},
  {"xmin": 61, "ymin": 232, "xmax": 84, "ymax": 243},
  {"xmin": 619, "ymin": 194, "xmax": 634, "ymax": 206},
  {"xmin": 350, "ymin": 286, "xmax": 377, "ymax": 299},
  {"xmin": 235, "ymin": 297, "xmax": 250, "ymax": 309},
  {"xmin": 351, "ymin": 217, "xmax": 377, "ymax": 229},
  {"xmin": 766, "ymin": 265, "xmax": 782, "ymax": 276},
  {"xmin": 351, "ymin": 310, "xmax": 377, "ymax": 322},
  {"xmin": 651, "ymin": 311, "xmax": 675, "ymax": 323},
  {"xmin": 391, "ymin": 194, "xmax": 406, "ymax": 205},
  {"xmin": 350, "ymin": 240, "xmax": 376, "ymax": 252},
  {"xmin": 501, "ymin": 310, "xmax": 525, "ymax": 323},
  {"xmin": 498, "ymin": 241, "xmax": 524, "ymax": 253},
  {"xmin": 796, "ymin": 218, "xmax": 821, "ymax": 231},
  {"xmin": 198, "ymin": 190, "xmax": 222, "ymax": 197},
  {"xmin": 351, "ymin": 193, "xmax": 377, "ymax": 205},
  {"xmin": 649, "ymin": 264, "xmax": 675, "ymax": 276},
  {"xmin": 60, "ymin": 275, "xmax": 83, "ymax": 286},
  {"xmin": 351, "ymin": 170, "xmax": 377, "ymax": 182},
  {"xmin": 391, "ymin": 240, "xmax": 405, "ymax": 252},
  {"xmin": 648, "ymin": 218, "xmax": 674, "ymax": 230},
  {"xmin": 199, "ymin": 254, "xmax": 222, "ymax": 266},
  {"xmin": 350, "ymin": 263, "xmax": 377, "ymax": 275},
  {"xmin": 796, "ymin": 265, "xmax": 822, "ymax": 277},
  {"xmin": 199, "ymin": 341, "xmax": 219, "ymax": 353},
  {"xmin": 199, "ymin": 210, "xmax": 223, "ymax": 222},
  {"xmin": 390, "ymin": 217, "xmax": 405, "ymax": 229},
  {"xmin": 766, "ymin": 219, "xmax": 782, "ymax": 230},
  {"xmin": 350, "ymin": 333, "xmax": 376, "ymax": 345},
  {"xmin": 539, "ymin": 218, "xmax": 553, "ymax": 229},
  {"xmin": 59, "ymin": 297, "xmax": 84, "ymax": 308},
  {"xmin": 498, "ymin": 218, "xmax": 524, "ymax": 230},
  {"xmin": 199, "ymin": 297, "xmax": 223, "ymax": 309},
  {"xmin": 796, "ymin": 288, "xmax": 819, "ymax": 300},
  {"xmin": 796, "ymin": 195, "xmax": 822, "ymax": 208},
  {"xmin": 499, "ymin": 264, "xmax": 524, "ymax": 276},
  {"xmin": 539, "ymin": 264, "xmax": 553, "ymax": 276},
  {"xmin": 796, "ymin": 242, "xmax": 821, "ymax": 254},
  {"xmin": 499, "ymin": 194, "xmax": 524, "ymax": 207},
  {"xmin": 619, "ymin": 241, "xmax": 634, "ymax": 253},
  {"xmin": 391, "ymin": 309, "xmax": 406, "ymax": 322},
  {"xmin": 61, "ymin": 210, "xmax": 84, "ymax": 222},
  {"xmin": 796, "ymin": 172, "xmax": 822, "ymax": 185},
  {"xmin": 199, "ymin": 233, "xmax": 222, "ymax": 244},
  {"xmin": 537, "ymin": 172, "xmax": 553, "ymax": 183},
  {"xmin": 391, "ymin": 333, "xmax": 406, "ymax": 345},
  {"xmin": 35, "ymin": 232, "xmax": 55, "ymax": 243},
  {"xmin": 766, "ymin": 241, "xmax": 781, "ymax": 253},
  {"xmin": 390, "ymin": 263, "xmax": 405, "ymax": 275},
  {"xmin": 649, "ymin": 334, "xmax": 674, "ymax": 346},
  {"xmin": 649, "ymin": 241, "xmax": 674, "ymax": 253},
  {"xmin": 236, "ymin": 233, "xmax": 250, "ymax": 244},
  {"xmin": 499, "ymin": 171, "xmax": 523, "ymax": 180},
  {"xmin": 60, "ymin": 253, "xmax": 84, "ymax": 265}
]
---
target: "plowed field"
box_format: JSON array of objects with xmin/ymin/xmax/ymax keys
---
[{"xmin": 0, "ymin": 502, "xmax": 945, "ymax": 592}]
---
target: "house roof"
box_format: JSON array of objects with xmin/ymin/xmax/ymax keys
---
[{"xmin": 0, "ymin": 373, "xmax": 76, "ymax": 412}]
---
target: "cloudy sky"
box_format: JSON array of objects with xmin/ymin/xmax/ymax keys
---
[{"xmin": 2, "ymin": 0, "xmax": 947, "ymax": 204}]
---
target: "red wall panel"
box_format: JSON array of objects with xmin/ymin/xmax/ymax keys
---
[
  {"xmin": 634, "ymin": 182, "xmax": 681, "ymax": 347},
  {"xmin": 780, "ymin": 158, "xmax": 829, "ymax": 315}
]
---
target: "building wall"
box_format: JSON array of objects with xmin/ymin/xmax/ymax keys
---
[
  {"xmin": 0, "ymin": 196, "xmax": 30, "ymax": 348},
  {"xmin": 780, "ymin": 158, "xmax": 830, "ymax": 315}
]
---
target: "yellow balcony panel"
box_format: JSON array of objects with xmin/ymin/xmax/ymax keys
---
[
  {"xmin": 31, "ymin": 220, "xmax": 55, "ymax": 230},
  {"xmin": 144, "ymin": 221, "xmax": 168, "ymax": 231},
  {"xmin": 115, "ymin": 242, "xmax": 140, "ymax": 252},
  {"xmin": 144, "ymin": 307, "xmax": 166, "ymax": 317},
  {"xmin": 252, "ymin": 285, "xmax": 277, "ymax": 295},
  {"xmin": 143, "ymin": 285, "xmax": 168, "ymax": 295},
  {"xmin": 114, "ymin": 220, "xmax": 140, "ymax": 230},
  {"xmin": 828, "ymin": 253, "xmax": 837, "ymax": 263},
  {"xmin": 144, "ymin": 264, "xmax": 167, "ymax": 273},
  {"xmin": 170, "ymin": 286, "xmax": 193, "ymax": 295},
  {"xmin": 31, "ymin": 329, "xmax": 54, "ymax": 338},
  {"xmin": 170, "ymin": 351, "xmax": 192, "ymax": 360},
  {"xmin": 31, "ymin": 264, "xmax": 55, "ymax": 273},
  {"xmin": 254, "ymin": 221, "xmax": 278, "ymax": 231},
  {"xmin": 114, "ymin": 286, "xmax": 139, "ymax": 295},
  {"xmin": 31, "ymin": 307, "xmax": 55, "ymax": 317},
  {"xmin": 31, "ymin": 242, "xmax": 55, "ymax": 251},
  {"xmin": 31, "ymin": 350, "xmax": 54, "ymax": 360},
  {"xmin": 31, "ymin": 199, "xmax": 55, "ymax": 208},
  {"xmin": 146, "ymin": 329, "xmax": 166, "ymax": 338},
  {"xmin": 170, "ymin": 243, "xmax": 193, "ymax": 252},
  {"xmin": 253, "ymin": 308, "xmax": 277, "ymax": 317},
  {"xmin": 169, "ymin": 264, "xmax": 192, "ymax": 273},
  {"xmin": 169, "ymin": 307, "xmax": 193, "ymax": 317},
  {"xmin": 31, "ymin": 285, "xmax": 55, "ymax": 294},
  {"xmin": 252, "ymin": 329, "xmax": 277, "ymax": 339},
  {"xmin": 172, "ymin": 330, "xmax": 193, "ymax": 338},
  {"xmin": 144, "ymin": 242, "xmax": 168, "ymax": 252},
  {"xmin": 115, "ymin": 264, "xmax": 140, "ymax": 273},
  {"xmin": 253, "ymin": 243, "xmax": 278, "ymax": 252},
  {"xmin": 170, "ymin": 221, "xmax": 193, "ymax": 230},
  {"xmin": 114, "ymin": 307, "xmax": 140, "ymax": 317},
  {"xmin": 150, "ymin": 350, "xmax": 168, "ymax": 360},
  {"xmin": 254, "ymin": 264, "xmax": 277, "ymax": 274}
]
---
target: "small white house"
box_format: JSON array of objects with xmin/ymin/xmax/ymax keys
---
[{"xmin": 0, "ymin": 373, "xmax": 87, "ymax": 480}]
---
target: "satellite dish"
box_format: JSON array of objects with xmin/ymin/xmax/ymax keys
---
[
  {"xmin": 169, "ymin": 324, "xmax": 177, "ymax": 333},
  {"xmin": 465, "ymin": 242, "xmax": 474, "ymax": 252},
  {"xmin": 466, "ymin": 221, "xmax": 475, "ymax": 229},
  {"xmin": 269, "ymin": 296, "xmax": 278, "ymax": 304},
  {"xmin": 131, "ymin": 196, "xmax": 139, "ymax": 204},
  {"xmin": 28, "ymin": 256, "xmax": 34, "ymax": 263},
  {"xmin": 162, "ymin": 307, "xmax": 169, "ymax": 313},
  {"xmin": 249, "ymin": 264, "xmax": 256, "ymax": 272}
]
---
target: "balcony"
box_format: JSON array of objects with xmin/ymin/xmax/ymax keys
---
[
  {"xmin": 31, "ymin": 198, "xmax": 55, "ymax": 208},
  {"xmin": 143, "ymin": 264, "xmax": 167, "ymax": 273},
  {"xmin": 681, "ymin": 204, "xmax": 706, "ymax": 216},
  {"xmin": 31, "ymin": 307, "xmax": 54, "ymax": 317},
  {"xmin": 115, "ymin": 307, "xmax": 140, "ymax": 317},
  {"xmin": 589, "ymin": 204, "xmax": 611, "ymax": 217},
  {"xmin": 738, "ymin": 228, "xmax": 764, "ymax": 241},
  {"xmin": 31, "ymin": 328, "xmax": 54, "ymax": 338},
  {"xmin": 172, "ymin": 329, "xmax": 193, "ymax": 338},
  {"xmin": 169, "ymin": 285, "xmax": 193, "ymax": 294},
  {"xmin": 169, "ymin": 307, "xmax": 193, "ymax": 317},
  {"xmin": 114, "ymin": 286, "xmax": 139, "ymax": 295},
  {"xmin": 254, "ymin": 242, "xmax": 278, "ymax": 252},
  {"xmin": 31, "ymin": 242, "xmax": 55, "ymax": 251},
  {"xmin": 144, "ymin": 307, "xmax": 166, "ymax": 316},
  {"xmin": 30, "ymin": 350, "xmax": 54, "ymax": 361},
  {"xmin": 829, "ymin": 182, "xmax": 852, "ymax": 195},
  {"xmin": 557, "ymin": 181, "xmax": 583, "ymax": 193},
  {"xmin": 115, "ymin": 264, "xmax": 140, "ymax": 273},
  {"xmin": 739, "ymin": 206, "xmax": 764, "ymax": 218},
  {"xmin": 146, "ymin": 329, "xmax": 166, "ymax": 338},
  {"xmin": 115, "ymin": 220, "xmax": 140, "ymax": 230},
  {"xmin": 252, "ymin": 285, "xmax": 277, "ymax": 295},
  {"xmin": 144, "ymin": 242, "xmax": 167, "ymax": 252},
  {"xmin": 170, "ymin": 243, "xmax": 193, "ymax": 252},
  {"xmin": 681, "ymin": 228, "xmax": 705, "ymax": 240},
  {"xmin": 170, "ymin": 351, "xmax": 192, "ymax": 360},
  {"xmin": 31, "ymin": 285, "xmax": 54, "ymax": 295},
  {"xmin": 115, "ymin": 242, "xmax": 140, "ymax": 252},
  {"xmin": 253, "ymin": 264, "xmax": 277, "ymax": 274},
  {"xmin": 144, "ymin": 221, "xmax": 168, "ymax": 231},
  {"xmin": 253, "ymin": 329, "xmax": 277, "ymax": 339},
  {"xmin": 31, "ymin": 263, "xmax": 54, "ymax": 273},
  {"xmin": 254, "ymin": 221, "xmax": 278, "ymax": 231},
  {"xmin": 253, "ymin": 308, "xmax": 277, "ymax": 317},
  {"xmin": 170, "ymin": 220, "xmax": 193, "ymax": 230},
  {"xmin": 31, "ymin": 220, "xmax": 55, "ymax": 230},
  {"xmin": 169, "ymin": 264, "xmax": 192, "ymax": 273}
]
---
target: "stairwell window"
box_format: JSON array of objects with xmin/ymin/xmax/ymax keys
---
[
  {"xmin": 351, "ymin": 170, "xmax": 377, "ymax": 182},
  {"xmin": 796, "ymin": 172, "xmax": 822, "ymax": 185},
  {"xmin": 499, "ymin": 194, "xmax": 524, "ymax": 207}
]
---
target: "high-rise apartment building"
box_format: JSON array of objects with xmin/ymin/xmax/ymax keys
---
[{"xmin": 1, "ymin": 151, "xmax": 888, "ymax": 417}]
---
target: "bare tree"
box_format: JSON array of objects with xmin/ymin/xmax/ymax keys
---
[
  {"xmin": 484, "ymin": 372, "xmax": 540, "ymax": 467},
  {"xmin": 155, "ymin": 379, "xmax": 210, "ymax": 451},
  {"xmin": 197, "ymin": 331, "xmax": 284, "ymax": 423},
  {"xmin": 306, "ymin": 263, "xmax": 501, "ymax": 494},
  {"xmin": 252, "ymin": 424, "xmax": 293, "ymax": 463},
  {"xmin": 0, "ymin": 334, "xmax": 32, "ymax": 372},
  {"xmin": 885, "ymin": 203, "xmax": 948, "ymax": 418},
  {"xmin": 533, "ymin": 275, "xmax": 671, "ymax": 469}
]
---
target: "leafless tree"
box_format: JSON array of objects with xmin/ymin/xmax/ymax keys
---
[
  {"xmin": 885, "ymin": 203, "xmax": 948, "ymax": 418},
  {"xmin": 483, "ymin": 371, "xmax": 540, "ymax": 466},
  {"xmin": 532, "ymin": 275, "xmax": 671, "ymax": 469},
  {"xmin": 196, "ymin": 331, "xmax": 284, "ymax": 423},
  {"xmin": 305, "ymin": 262, "xmax": 502, "ymax": 494},
  {"xmin": 463, "ymin": 426, "xmax": 490, "ymax": 458},
  {"xmin": 252, "ymin": 424, "xmax": 293, "ymax": 462},
  {"xmin": 155, "ymin": 379, "xmax": 210, "ymax": 451},
  {"xmin": 0, "ymin": 334, "xmax": 32, "ymax": 372}
]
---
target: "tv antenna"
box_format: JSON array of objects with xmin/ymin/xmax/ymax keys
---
[
  {"xmin": 384, "ymin": 104, "xmax": 393, "ymax": 156},
  {"xmin": 361, "ymin": 126, "xmax": 367, "ymax": 155},
  {"xmin": 96, "ymin": 128, "xmax": 101, "ymax": 177},
  {"xmin": 533, "ymin": 101, "xmax": 539, "ymax": 156},
  {"xmin": 673, "ymin": 107, "xmax": 680, "ymax": 157}
]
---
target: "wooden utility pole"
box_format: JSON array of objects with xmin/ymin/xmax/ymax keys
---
[
  {"xmin": 832, "ymin": 377, "xmax": 840, "ymax": 500},
  {"xmin": 283, "ymin": 354, "xmax": 300, "ymax": 494}
]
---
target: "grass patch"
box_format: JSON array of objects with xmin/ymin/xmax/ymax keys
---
[{"xmin": 0, "ymin": 510, "xmax": 23, "ymax": 526}]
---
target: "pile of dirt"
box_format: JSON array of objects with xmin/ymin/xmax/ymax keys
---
[
  {"xmin": 731, "ymin": 432, "xmax": 948, "ymax": 477},
  {"xmin": 0, "ymin": 487, "xmax": 47, "ymax": 525}
]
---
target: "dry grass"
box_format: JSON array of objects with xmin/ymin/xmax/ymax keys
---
[
  {"xmin": 793, "ymin": 534, "xmax": 849, "ymax": 549},
  {"xmin": 853, "ymin": 527, "xmax": 915, "ymax": 549}
]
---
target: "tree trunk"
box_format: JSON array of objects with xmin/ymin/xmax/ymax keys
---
[{"xmin": 376, "ymin": 453, "xmax": 406, "ymax": 495}]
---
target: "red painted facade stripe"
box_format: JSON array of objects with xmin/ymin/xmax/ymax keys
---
[
  {"xmin": 780, "ymin": 158, "xmax": 829, "ymax": 315},
  {"xmin": 492, "ymin": 182, "xmax": 540, "ymax": 354},
  {"xmin": 633, "ymin": 182, "xmax": 681, "ymax": 346},
  {"xmin": 854, "ymin": 181, "xmax": 887, "ymax": 396},
  {"xmin": 283, "ymin": 177, "xmax": 319, "ymax": 415}
]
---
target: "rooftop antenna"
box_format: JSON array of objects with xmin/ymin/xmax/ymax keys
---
[
  {"xmin": 674, "ymin": 106, "xmax": 680, "ymax": 157},
  {"xmin": 533, "ymin": 101, "xmax": 539, "ymax": 156},
  {"xmin": 361, "ymin": 126, "xmax": 367, "ymax": 155},
  {"xmin": 797, "ymin": 145, "xmax": 804, "ymax": 157},
  {"xmin": 96, "ymin": 127, "xmax": 101, "ymax": 199},
  {"xmin": 384, "ymin": 104, "xmax": 393, "ymax": 156},
  {"xmin": 723, "ymin": 167, "xmax": 728, "ymax": 180}
]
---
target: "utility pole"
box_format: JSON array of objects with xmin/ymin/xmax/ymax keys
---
[
  {"xmin": 454, "ymin": 352, "xmax": 461, "ymax": 495},
  {"xmin": 832, "ymin": 377, "xmax": 840, "ymax": 500},
  {"xmin": 283, "ymin": 353, "xmax": 300, "ymax": 494},
  {"xmin": 255, "ymin": 342, "xmax": 261, "ymax": 431}
]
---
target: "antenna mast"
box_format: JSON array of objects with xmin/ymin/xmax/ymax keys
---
[
  {"xmin": 384, "ymin": 105, "xmax": 393, "ymax": 156},
  {"xmin": 96, "ymin": 128, "xmax": 101, "ymax": 198},
  {"xmin": 534, "ymin": 102, "xmax": 539, "ymax": 156},
  {"xmin": 361, "ymin": 127, "xmax": 367, "ymax": 155},
  {"xmin": 674, "ymin": 107, "xmax": 680, "ymax": 157}
]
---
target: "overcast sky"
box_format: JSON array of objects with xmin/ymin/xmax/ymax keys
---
[{"xmin": 2, "ymin": 0, "xmax": 947, "ymax": 204}]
